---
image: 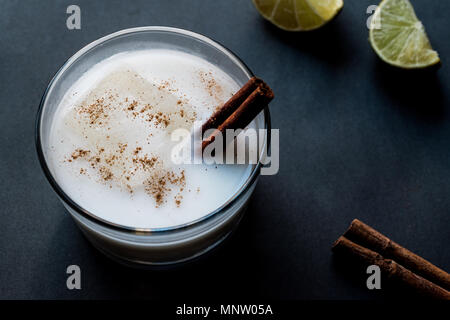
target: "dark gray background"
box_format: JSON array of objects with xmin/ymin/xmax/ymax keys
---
[{"xmin": 0, "ymin": 0, "xmax": 449, "ymax": 300}]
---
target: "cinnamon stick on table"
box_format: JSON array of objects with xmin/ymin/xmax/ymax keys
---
[
  {"xmin": 201, "ymin": 76, "xmax": 274, "ymax": 151},
  {"xmin": 333, "ymin": 236, "xmax": 450, "ymax": 300},
  {"xmin": 343, "ymin": 219, "xmax": 450, "ymax": 291},
  {"xmin": 333, "ymin": 219, "xmax": 450, "ymax": 299}
]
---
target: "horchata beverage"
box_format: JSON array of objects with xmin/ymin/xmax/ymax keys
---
[{"xmin": 47, "ymin": 49, "xmax": 258, "ymax": 229}]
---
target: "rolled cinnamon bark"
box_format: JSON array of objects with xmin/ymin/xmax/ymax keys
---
[
  {"xmin": 343, "ymin": 219, "xmax": 450, "ymax": 291},
  {"xmin": 202, "ymin": 78, "xmax": 274, "ymax": 151},
  {"xmin": 201, "ymin": 77, "xmax": 264, "ymax": 134},
  {"xmin": 333, "ymin": 236, "xmax": 450, "ymax": 300}
]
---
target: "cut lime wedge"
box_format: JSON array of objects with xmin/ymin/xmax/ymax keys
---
[
  {"xmin": 253, "ymin": 0, "xmax": 344, "ymax": 31},
  {"xmin": 369, "ymin": 0, "xmax": 440, "ymax": 69}
]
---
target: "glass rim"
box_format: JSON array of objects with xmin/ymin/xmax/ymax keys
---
[{"xmin": 35, "ymin": 26, "xmax": 271, "ymax": 234}]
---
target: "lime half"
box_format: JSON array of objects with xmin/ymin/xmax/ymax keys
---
[
  {"xmin": 369, "ymin": 0, "xmax": 440, "ymax": 69},
  {"xmin": 253, "ymin": 0, "xmax": 344, "ymax": 31}
]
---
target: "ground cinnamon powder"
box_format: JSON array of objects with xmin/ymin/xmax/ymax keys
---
[{"xmin": 66, "ymin": 87, "xmax": 192, "ymax": 207}]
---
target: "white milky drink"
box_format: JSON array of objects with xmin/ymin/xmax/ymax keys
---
[{"xmin": 47, "ymin": 49, "xmax": 258, "ymax": 229}]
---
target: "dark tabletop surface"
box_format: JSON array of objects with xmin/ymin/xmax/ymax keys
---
[{"xmin": 0, "ymin": 0, "xmax": 449, "ymax": 300}]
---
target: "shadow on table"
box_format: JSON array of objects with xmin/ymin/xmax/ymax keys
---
[
  {"xmin": 372, "ymin": 59, "xmax": 446, "ymax": 124},
  {"xmin": 260, "ymin": 16, "xmax": 354, "ymax": 68},
  {"xmin": 83, "ymin": 200, "xmax": 268, "ymax": 300}
]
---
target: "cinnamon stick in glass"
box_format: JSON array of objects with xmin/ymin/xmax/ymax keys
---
[
  {"xmin": 201, "ymin": 77, "xmax": 274, "ymax": 151},
  {"xmin": 202, "ymin": 77, "xmax": 264, "ymax": 134}
]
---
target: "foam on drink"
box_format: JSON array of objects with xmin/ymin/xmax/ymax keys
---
[{"xmin": 47, "ymin": 50, "xmax": 256, "ymax": 229}]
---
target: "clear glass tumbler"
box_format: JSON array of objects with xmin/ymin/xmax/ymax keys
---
[{"xmin": 36, "ymin": 27, "xmax": 270, "ymax": 267}]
